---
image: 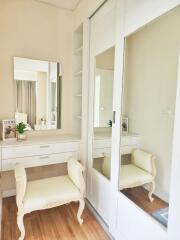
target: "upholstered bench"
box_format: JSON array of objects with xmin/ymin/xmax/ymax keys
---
[
  {"xmin": 119, "ymin": 149, "xmax": 156, "ymax": 202},
  {"xmin": 14, "ymin": 158, "xmax": 85, "ymax": 240},
  {"xmin": 101, "ymin": 149, "xmax": 156, "ymax": 202}
]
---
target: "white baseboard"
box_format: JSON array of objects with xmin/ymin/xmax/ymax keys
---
[
  {"xmin": 143, "ymin": 184, "xmax": 169, "ymax": 203},
  {"xmin": 85, "ymin": 199, "xmax": 115, "ymax": 240},
  {"xmin": 2, "ymin": 189, "xmax": 16, "ymax": 198}
]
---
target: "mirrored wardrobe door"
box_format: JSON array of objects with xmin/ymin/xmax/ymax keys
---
[
  {"xmin": 87, "ymin": 0, "xmax": 116, "ymax": 227},
  {"xmin": 117, "ymin": 5, "xmax": 180, "ymax": 240}
]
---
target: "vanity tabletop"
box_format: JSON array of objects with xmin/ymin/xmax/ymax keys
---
[
  {"xmin": 94, "ymin": 132, "xmax": 139, "ymax": 140},
  {"xmin": 0, "ymin": 134, "xmax": 81, "ymax": 147}
]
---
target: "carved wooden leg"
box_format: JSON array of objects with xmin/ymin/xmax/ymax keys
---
[
  {"xmin": 77, "ymin": 199, "xmax": 85, "ymax": 225},
  {"xmin": 17, "ymin": 211, "xmax": 25, "ymax": 240},
  {"xmin": 148, "ymin": 181, "xmax": 156, "ymax": 202}
]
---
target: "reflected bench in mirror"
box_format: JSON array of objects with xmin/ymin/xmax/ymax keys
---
[
  {"xmin": 119, "ymin": 149, "xmax": 156, "ymax": 202},
  {"xmin": 14, "ymin": 57, "xmax": 62, "ymax": 131}
]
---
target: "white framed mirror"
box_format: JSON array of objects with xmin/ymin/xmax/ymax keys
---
[{"xmin": 14, "ymin": 57, "xmax": 62, "ymax": 131}]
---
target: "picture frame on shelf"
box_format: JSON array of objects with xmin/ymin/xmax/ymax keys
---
[
  {"xmin": 121, "ymin": 117, "xmax": 129, "ymax": 134},
  {"xmin": 0, "ymin": 119, "xmax": 16, "ymax": 141}
]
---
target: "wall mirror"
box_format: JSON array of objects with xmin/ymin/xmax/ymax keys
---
[
  {"xmin": 14, "ymin": 57, "xmax": 61, "ymax": 131},
  {"xmin": 93, "ymin": 46, "xmax": 115, "ymax": 179},
  {"xmin": 118, "ymin": 6, "xmax": 180, "ymax": 229}
]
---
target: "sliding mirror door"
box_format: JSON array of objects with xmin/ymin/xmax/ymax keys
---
[
  {"xmin": 118, "ymin": 5, "xmax": 180, "ymax": 229},
  {"xmin": 93, "ymin": 47, "xmax": 115, "ymax": 180}
]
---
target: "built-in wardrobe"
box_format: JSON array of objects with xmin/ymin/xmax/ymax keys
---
[{"xmin": 85, "ymin": 1, "xmax": 180, "ymax": 240}]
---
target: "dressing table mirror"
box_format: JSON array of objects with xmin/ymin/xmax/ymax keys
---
[{"xmin": 14, "ymin": 57, "xmax": 62, "ymax": 131}]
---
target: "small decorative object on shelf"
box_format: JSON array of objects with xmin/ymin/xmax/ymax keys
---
[
  {"xmin": 0, "ymin": 119, "xmax": 16, "ymax": 141},
  {"xmin": 122, "ymin": 117, "xmax": 129, "ymax": 134},
  {"xmin": 16, "ymin": 122, "xmax": 27, "ymax": 141}
]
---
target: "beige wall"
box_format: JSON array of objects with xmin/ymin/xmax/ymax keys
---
[
  {"xmin": 123, "ymin": 6, "xmax": 180, "ymax": 200},
  {"xmin": 0, "ymin": 0, "xmax": 73, "ymax": 134},
  {"xmin": 0, "ymin": 0, "xmax": 74, "ymax": 192}
]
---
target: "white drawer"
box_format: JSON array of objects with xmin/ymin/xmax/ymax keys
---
[
  {"xmin": 121, "ymin": 135, "xmax": 140, "ymax": 146},
  {"xmin": 120, "ymin": 144, "xmax": 139, "ymax": 155},
  {"xmin": 2, "ymin": 151, "xmax": 78, "ymax": 171},
  {"xmin": 2, "ymin": 141, "xmax": 80, "ymax": 160},
  {"xmin": 94, "ymin": 139, "xmax": 111, "ymax": 149},
  {"xmin": 93, "ymin": 148, "xmax": 111, "ymax": 158}
]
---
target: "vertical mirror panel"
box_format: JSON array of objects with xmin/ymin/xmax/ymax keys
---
[
  {"xmin": 119, "ymin": 6, "xmax": 180, "ymax": 228},
  {"xmin": 93, "ymin": 47, "xmax": 115, "ymax": 180},
  {"xmin": 14, "ymin": 57, "xmax": 61, "ymax": 130}
]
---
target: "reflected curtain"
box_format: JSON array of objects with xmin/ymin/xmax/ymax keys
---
[{"xmin": 16, "ymin": 80, "xmax": 36, "ymax": 128}]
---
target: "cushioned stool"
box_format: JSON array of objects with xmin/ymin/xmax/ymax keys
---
[{"xmin": 14, "ymin": 157, "xmax": 85, "ymax": 240}]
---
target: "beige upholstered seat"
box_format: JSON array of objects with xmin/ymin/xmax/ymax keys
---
[
  {"xmin": 14, "ymin": 158, "xmax": 85, "ymax": 240},
  {"xmin": 24, "ymin": 176, "xmax": 81, "ymax": 212},
  {"xmin": 119, "ymin": 149, "xmax": 156, "ymax": 202},
  {"xmin": 101, "ymin": 149, "xmax": 156, "ymax": 202},
  {"xmin": 119, "ymin": 164, "xmax": 153, "ymax": 189}
]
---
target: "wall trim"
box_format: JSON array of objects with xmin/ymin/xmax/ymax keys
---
[{"xmin": 85, "ymin": 199, "xmax": 115, "ymax": 240}]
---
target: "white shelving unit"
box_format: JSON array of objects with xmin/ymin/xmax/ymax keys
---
[{"xmin": 72, "ymin": 24, "xmax": 83, "ymax": 136}]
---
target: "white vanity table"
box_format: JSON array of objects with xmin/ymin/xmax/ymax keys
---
[
  {"xmin": 1, "ymin": 135, "xmax": 80, "ymax": 171},
  {"xmin": 93, "ymin": 132, "xmax": 140, "ymax": 158}
]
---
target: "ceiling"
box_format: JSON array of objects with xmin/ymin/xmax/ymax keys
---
[{"xmin": 35, "ymin": 0, "xmax": 80, "ymax": 10}]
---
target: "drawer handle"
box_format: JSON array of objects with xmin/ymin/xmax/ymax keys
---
[
  {"xmin": 40, "ymin": 145, "xmax": 50, "ymax": 148},
  {"xmin": 40, "ymin": 156, "xmax": 49, "ymax": 159}
]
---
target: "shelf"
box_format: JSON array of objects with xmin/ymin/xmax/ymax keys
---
[
  {"xmin": 74, "ymin": 70, "xmax": 82, "ymax": 77},
  {"xmin": 74, "ymin": 93, "xmax": 82, "ymax": 97},
  {"xmin": 76, "ymin": 115, "xmax": 82, "ymax": 120},
  {"xmin": 74, "ymin": 46, "xmax": 83, "ymax": 56}
]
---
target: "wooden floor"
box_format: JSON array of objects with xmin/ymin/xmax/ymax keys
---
[
  {"xmin": 122, "ymin": 186, "xmax": 168, "ymax": 214},
  {"xmin": 2, "ymin": 197, "xmax": 110, "ymax": 240}
]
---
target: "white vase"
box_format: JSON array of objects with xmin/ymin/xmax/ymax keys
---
[{"xmin": 17, "ymin": 133, "xmax": 27, "ymax": 141}]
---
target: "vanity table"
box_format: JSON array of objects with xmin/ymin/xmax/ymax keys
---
[
  {"xmin": 1, "ymin": 135, "xmax": 80, "ymax": 171},
  {"xmin": 93, "ymin": 132, "xmax": 140, "ymax": 158}
]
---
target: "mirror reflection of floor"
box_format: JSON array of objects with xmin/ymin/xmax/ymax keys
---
[{"xmin": 121, "ymin": 187, "xmax": 169, "ymax": 227}]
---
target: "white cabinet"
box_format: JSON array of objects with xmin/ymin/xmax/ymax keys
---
[
  {"xmin": 93, "ymin": 133, "xmax": 140, "ymax": 158},
  {"xmin": 1, "ymin": 135, "xmax": 80, "ymax": 171},
  {"xmin": 87, "ymin": 1, "xmax": 180, "ymax": 240}
]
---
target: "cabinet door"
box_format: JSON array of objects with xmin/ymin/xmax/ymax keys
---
[{"xmin": 87, "ymin": 0, "xmax": 116, "ymax": 228}]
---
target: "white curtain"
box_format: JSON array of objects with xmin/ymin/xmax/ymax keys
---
[{"xmin": 15, "ymin": 80, "xmax": 36, "ymax": 128}]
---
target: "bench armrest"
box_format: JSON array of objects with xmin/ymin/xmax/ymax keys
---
[
  {"xmin": 132, "ymin": 149, "xmax": 156, "ymax": 177},
  {"xmin": 67, "ymin": 157, "xmax": 85, "ymax": 197},
  {"xmin": 14, "ymin": 164, "xmax": 27, "ymax": 209}
]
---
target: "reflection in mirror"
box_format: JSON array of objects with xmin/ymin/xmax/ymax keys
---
[
  {"xmin": 93, "ymin": 47, "xmax": 115, "ymax": 179},
  {"xmin": 119, "ymin": 6, "xmax": 180, "ymax": 228},
  {"xmin": 14, "ymin": 57, "xmax": 61, "ymax": 130}
]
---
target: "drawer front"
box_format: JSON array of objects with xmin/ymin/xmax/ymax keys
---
[
  {"xmin": 93, "ymin": 148, "xmax": 111, "ymax": 158},
  {"xmin": 94, "ymin": 139, "xmax": 111, "ymax": 149},
  {"xmin": 2, "ymin": 151, "xmax": 78, "ymax": 171},
  {"xmin": 2, "ymin": 141, "xmax": 80, "ymax": 160},
  {"xmin": 120, "ymin": 144, "xmax": 139, "ymax": 155},
  {"xmin": 121, "ymin": 136, "xmax": 140, "ymax": 146}
]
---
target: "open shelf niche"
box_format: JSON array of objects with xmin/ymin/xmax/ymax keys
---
[{"xmin": 72, "ymin": 23, "xmax": 83, "ymax": 136}]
